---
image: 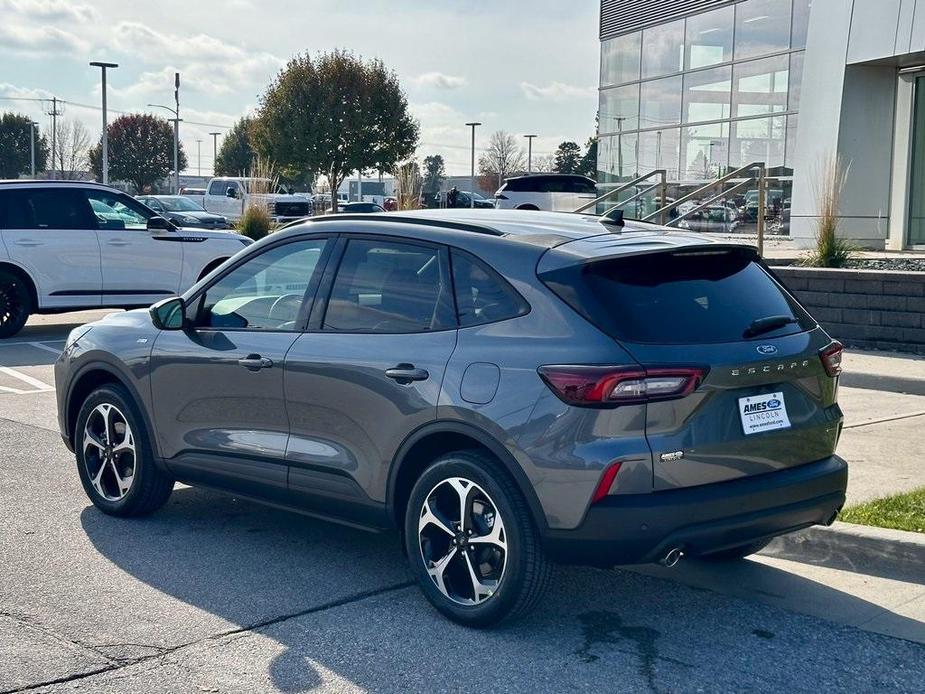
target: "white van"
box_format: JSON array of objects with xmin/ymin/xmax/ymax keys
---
[{"xmin": 493, "ymin": 174, "xmax": 597, "ymax": 212}]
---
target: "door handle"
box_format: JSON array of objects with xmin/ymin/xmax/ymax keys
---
[
  {"xmin": 106, "ymin": 240, "xmax": 130, "ymax": 246},
  {"xmin": 238, "ymin": 354, "xmax": 273, "ymax": 371},
  {"xmin": 14, "ymin": 239, "xmax": 41, "ymax": 247},
  {"xmin": 385, "ymin": 363, "xmax": 429, "ymax": 383}
]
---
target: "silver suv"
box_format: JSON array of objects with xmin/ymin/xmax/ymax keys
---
[
  {"xmin": 0, "ymin": 181, "xmax": 250, "ymax": 337},
  {"xmin": 55, "ymin": 209, "xmax": 847, "ymax": 626}
]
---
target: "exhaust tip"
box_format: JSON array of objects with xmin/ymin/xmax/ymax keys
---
[{"xmin": 660, "ymin": 547, "xmax": 683, "ymax": 568}]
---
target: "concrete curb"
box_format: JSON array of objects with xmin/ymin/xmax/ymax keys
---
[{"xmin": 762, "ymin": 521, "xmax": 925, "ymax": 579}]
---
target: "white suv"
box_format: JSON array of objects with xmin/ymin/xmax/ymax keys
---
[
  {"xmin": 493, "ymin": 174, "xmax": 597, "ymax": 212},
  {"xmin": 0, "ymin": 181, "xmax": 251, "ymax": 337}
]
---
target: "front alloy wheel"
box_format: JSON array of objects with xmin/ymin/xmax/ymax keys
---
[
  {"xmin": 418, "ymin": 477, "xmax": 507, "ymax": 605},
  {"xmin": 83, "ymin": 403, "xmax": 136, "ymax": 501}
]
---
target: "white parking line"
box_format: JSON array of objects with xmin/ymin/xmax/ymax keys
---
[
  {"xmin": 27, "ymin": 342, "xmax": 63, "ymax": 355},
  {"xmin": 0, "ymin": 367, "xmax": 54, "ymax": 393},
  {"xmin": 0, "ymin": 339, "xmax": 65, "ymax": 347}
]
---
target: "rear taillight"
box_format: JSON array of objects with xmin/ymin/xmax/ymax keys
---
[
  {"xmin": 591, "ymin": 461, "xmax": 623, "ymax": 504},
  {"xmin": 537, "ymin": 365, "xmax": 706, "ymax": 407},
  {"xmin": 819, "ymin": 341, "xmax": 843, "ymax": 377}
]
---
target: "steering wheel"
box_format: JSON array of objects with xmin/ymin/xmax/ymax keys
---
[{"xmin": 268, "ymin": 294, "xmax": 303, "ymax": 323}]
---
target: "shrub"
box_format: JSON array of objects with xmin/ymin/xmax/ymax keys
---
[
  {"xmin": 801, "ymin": 154, "xmax": 856, "ymax": 268},
  {"xmin": 237, "ymin": 203, "xmax": 272, "ymax": 241}
]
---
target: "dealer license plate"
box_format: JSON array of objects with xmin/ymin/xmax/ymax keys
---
[{"xmin": 739, "ymin": 391, "xmax": 791, "ymax": 436}]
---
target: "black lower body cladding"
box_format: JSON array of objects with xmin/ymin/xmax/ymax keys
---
[{"xmin": 542, "ymin": 456, "xmax": 847, "ymax": 566}]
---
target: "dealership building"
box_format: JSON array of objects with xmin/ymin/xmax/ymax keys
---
[{"xmin": 598, "ymin": 0, "xmax": 925, "ymax": 249}]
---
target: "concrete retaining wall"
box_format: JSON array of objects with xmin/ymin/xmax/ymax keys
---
[{"xmin": 772, "ymin": 267, "xmax": 925, "ymax": 354}]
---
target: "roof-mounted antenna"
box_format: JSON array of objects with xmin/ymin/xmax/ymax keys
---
[{"xmin": 601, "ymin": 208, "xmax": 625, "ymax": 227}]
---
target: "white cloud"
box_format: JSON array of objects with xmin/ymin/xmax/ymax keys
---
[
  {"xmin": 413, "ymin": 72, "xmax": 467, "ymax": 90},
  {"xmin": 0, "ymin": 0, "xmax": 98, "ymax": 23},
  {"xmin": 0, "ymin": 23, "xmax": 90, "ymax": 57},
  {"xmin": 520, "ymin": 81, "xmax": 596, "ymax": 102}
]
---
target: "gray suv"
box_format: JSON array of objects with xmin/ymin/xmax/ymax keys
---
[{"xmin": 55, "ymin": 209, "xmax": 847, "ymax": 626}]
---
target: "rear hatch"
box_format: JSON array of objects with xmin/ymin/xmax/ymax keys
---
[{"xmin": 539, "ymin": 243, "xmax": 843, "ymax": 491}]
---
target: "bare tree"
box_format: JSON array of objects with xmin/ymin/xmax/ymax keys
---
[
  {"xmin": 478, "ymin": 130, "xmax": 526, "ymax": 188},
  {"xmin": 531, "ymin": 154, "xmax": 555, "ymax": 173},
  {"xmin": 54, "ymin": 119, "xmax": 90, "ymax": 179}
]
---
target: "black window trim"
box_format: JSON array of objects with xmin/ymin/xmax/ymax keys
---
[
  {"xmin": 314, "ymin": 233, "xmax": 457, "ymax": 336},
  {"xmin": 184, "ymin": 231, "xmax": 336, "ymax": 334}
]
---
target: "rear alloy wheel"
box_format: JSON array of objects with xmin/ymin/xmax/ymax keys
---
[
  {"xmin": 0, "ymin": 270, "xmax": 31, "ymax": 338},
  {"xmin": 75, "ymin": 385, "xmax": 174, "ymax": 516},
  {"xmin": 405, "ymin": 451, "xmax": 552, "ymax": 626}
]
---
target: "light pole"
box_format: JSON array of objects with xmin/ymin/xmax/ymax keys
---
[
  {"xmin": 524, "ymin": 134, "xmax": 537, "ymax": 174},
  {"xmin": 465, "ymin": 122, "xmax": 481, "ymax": 208},
  {"xmin": 209, "ymin": 131, "xmax": 220, "ymax": 175},
  {"xmin": 29, "ymin": 121, "xmax": 38, "ymax": 177},
  {"xmin": 615, "ymin": 116, "xmax": 626, "ymax": 180},
  {"xmin": 89, "ymin": 61, "xmax": 118, "ymax": 184},
  {"xmin": 196, "ymin": 139, "xmax": 202, "ymax": 177},
  {"xmin": 147, "ymin": 103, "xmax": 182, "ymax": 193}
]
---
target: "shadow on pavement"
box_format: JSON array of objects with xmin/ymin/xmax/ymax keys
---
[{"xmin": 79, "ymin": 485, "xmax": 925, "ymax": 692}]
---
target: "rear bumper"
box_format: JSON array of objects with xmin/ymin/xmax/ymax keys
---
[{"xmin": 543, "ymin": 455, "xmax": 847, "ymax": 566}]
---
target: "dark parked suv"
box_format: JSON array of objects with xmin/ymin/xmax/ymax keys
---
[{"xmin": 55, "ymin": 209, "xmax": 847, "ymax": 626}]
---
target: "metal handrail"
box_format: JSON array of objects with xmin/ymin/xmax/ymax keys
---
[
  {"xmin": 574, "ymin": 169, "xmax": 667, "ymax": 223},
  {"xmin": 602, "ymin": 182, "xmax": 663, "ymax": 218},
  {"xmin": 664, "ymin": 178, "xmax": 755, "ymax": 225},
  {"xmin": 642, "ymin": 162, "xmax": 765, "ymax": 223}
]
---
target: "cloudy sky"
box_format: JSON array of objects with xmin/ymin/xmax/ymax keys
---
[{"xmin": 0, "ymin": 0, "xmax": 600, "ymax": 176}]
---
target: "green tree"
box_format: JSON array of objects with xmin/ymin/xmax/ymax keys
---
[
  {"xmin": 215, "ymin": 117, "xmax": 255, "ymax": 176},
  {"xmin": 254, "ymin": 49, "xmax": 419, "ymax": 212},
  {"xmin": 88, "ymin": 113, "xmax": 187, "ymax": 193},
  {"xmin": 553, "ymin": 141, "xmax": 582, "ymax": 174},
  {"xmin": 578, "ymin": 136, "xmax": 598, "ymax": 178},
  {"xmin": 422, "ymin": 154, "xmax": 445, "ymax": 196},
  {"xmin": 0, "ymin": 112, "xmax": 48, "ymax": 178}
]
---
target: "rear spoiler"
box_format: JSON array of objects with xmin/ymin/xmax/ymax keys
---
[{"xmin": 537, "ymin": 240, "xmax": 759, "ymax": 275}]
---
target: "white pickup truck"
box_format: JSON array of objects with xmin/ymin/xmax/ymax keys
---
[{"xmin": 202, "ymin": 177, "xmax": 312, "ymax": 223}]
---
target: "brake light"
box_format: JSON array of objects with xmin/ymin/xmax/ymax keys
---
[
  {"xmin": 819, "ymin": 341, "xmax": 843, "ymax": 377},
  {"xmin": 591, "ymin": 462, "xmax": 623, "ymax": 504},
  {"xmin": 537, "ymin": 365, "xmax": 706, "ymax": 406}
]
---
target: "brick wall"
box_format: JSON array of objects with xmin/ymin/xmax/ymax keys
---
[{"xmin": 772, "ymin": 267, "xmax": 925, "ymax": 353}]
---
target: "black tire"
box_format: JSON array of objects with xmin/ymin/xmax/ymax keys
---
[
  {"xmin": 516, "ymin": 204, "xmax": 540, "ymax": 211},
  {"xmin": 0, "ymin": 269, "xmax": 32, "ymax": 338},
  {"xmin": 699, "ymin": 539, "xmax": 771, "ymax": 562},
  {"xmin": 404, "ymin": 450, "xmax": 552, "ymax": 627},
  {"xmin": 75, "ymin": 384, "xmax": 173, "ymax": 517}
]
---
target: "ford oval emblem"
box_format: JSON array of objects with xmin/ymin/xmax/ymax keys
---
[{"xmin": 757, "ymin": 344, "xmax": 778, "ymax": 355}]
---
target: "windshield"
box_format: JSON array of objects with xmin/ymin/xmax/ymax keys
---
[{"xmin": 160, "ymin": 197, "xmax": 204, "ymax": 212}]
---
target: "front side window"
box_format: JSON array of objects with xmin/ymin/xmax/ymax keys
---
[
  {"xmin": 0, "ymin": 188, "xmax": 92, "ymax": 230},
  {"xmin": 208, "ymin": 180, "xmax": 227, "ymax": 195},
  {"xmin": 195, "ymin": 238, "xmax": 328, "ymax": 330},
  {"xmin": 323, "ymin": 239, "xmax": 453, "ymax": 333},
  {"xmin": 451, "ymin": 249, "xmax": 528, "ymax": 327},
  {"xmin": 86, "ymin": 190, "xmax": 151, "ymax": 230}
]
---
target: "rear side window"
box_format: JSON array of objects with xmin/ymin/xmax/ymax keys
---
[
  {"xmin": 0, "ymin": 188, "xmax": 92, "ymax": 230},
  {"xmin": 451, "ymin": 249, "xmax": 529, "ymax": 327},
  {"xmin": 540, "ymin": 248, "xmax": 813, "ymax": 344}
]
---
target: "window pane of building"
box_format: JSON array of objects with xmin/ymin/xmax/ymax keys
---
[
  {"xmin": 640, "ymin": 75, "xmax": 682, "ymax": 128},
  {"xmin": 685, "ymin": 5, "xmax": 734, "ymax": 69},
  {"xmin": 791, "ymin": 0, "xmax": 812, "ymax": 50},
  {"xmin": 600, "ymin": 83, "xmax": 640, "ymax": 133},
  {"xmin": 597, "ymin": 132, "xmax": 639, "ymax": 182},
  {"xmin": 786, "ymin": 114, "xmax": 799, "ymax": 167},
  {"xmin": 639, "ymin": 128, "xmax": 681, "ymax": 179},
  {"xmin": 733, "ymin": 54, "xmax": 789, "ymax": 118},
  {"xmin": 681, "ymin": 123, "xmax": 729, "ymax": 180},
  {"xmin": 729, "ymin": 116, "xmax": 786, "ymax": 169},
  {"xmin": 601, "ymin": 32, "xmax": 641, "ymax": 87},
  {"xmin": 642, "ymin": 19, "xmax": 684, "ymax": 78},
  {"xmin": 788, "ymin": 51, "xmax": 804, "ymax": 111},
  {"xmin": 735, "ymin": 0, "xmax": 793, "ymax": 60},
  {"xmin": 683, "ymin": 65, "xmax": 732, "ymax": 123}
]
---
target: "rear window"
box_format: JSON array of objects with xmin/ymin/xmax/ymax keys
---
[{"xmin": 540, "ymin": 248, "xmax": 813, "ymax": 344}]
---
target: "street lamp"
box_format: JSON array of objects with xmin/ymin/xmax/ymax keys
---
[
  {"xmin": 89, "ymin": 61, "xmax": 118, "ymax": 184},
  {"xmin": 147, "ymin": 103, "xmax": 182, "ymax": 193},
  {"xmin": 196, "ymin": 139, "xmax": 202, "ymax": 177},
  {"xmin": 523, "ymin": 134, "xmax": 537, "ymax": 174},
  {"xmin": 29, "ymin": 121, "xmax": 38, "ymax": 177},
  {"xmin": 465, "ymin": 122, "xmax": 481, "ymax": 209},
  {"xmin": 209, "ymin": 131, "xmax": 220, "ymax": 175}
]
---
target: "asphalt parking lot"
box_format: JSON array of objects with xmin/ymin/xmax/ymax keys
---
[{"xmin": 1, "ymin": 312, "xmax": 924, "ymax": 693}]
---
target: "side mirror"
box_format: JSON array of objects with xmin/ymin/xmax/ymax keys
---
[
  {"xmin": 147, "ymin": 215, "xmax": 174, "ymax": 232},
  {"xmin": 226, "ymin": 187, "xmax": 237, "ymax": 199},
  {"xmin": 150, "ymin": 296, "xmax": 186, "ymax": 331}
]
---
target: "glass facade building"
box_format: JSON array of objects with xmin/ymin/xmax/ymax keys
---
[{"xmin": 598, "ymin": 0, "xmax": 812, "ymax": 232}]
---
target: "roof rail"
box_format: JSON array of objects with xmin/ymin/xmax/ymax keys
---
[{"xmin": 304, "ymin": 214, "xmax": 504, "ymax": 237}]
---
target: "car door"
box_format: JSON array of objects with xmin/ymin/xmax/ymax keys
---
[
  {"xmin": 85, "ymin": 189, "xmax": 183, "ymax": 306},
  {"xmin": 0, "ymin": 187, "xmax": 102, "ymax": 309},
  {"xmin": 284, "ymin": 235, "xmax": 458, "ymax": 524},
  {"xmin": 150, "ymin": 235, "xmax": 333, "ymax": 501}
]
